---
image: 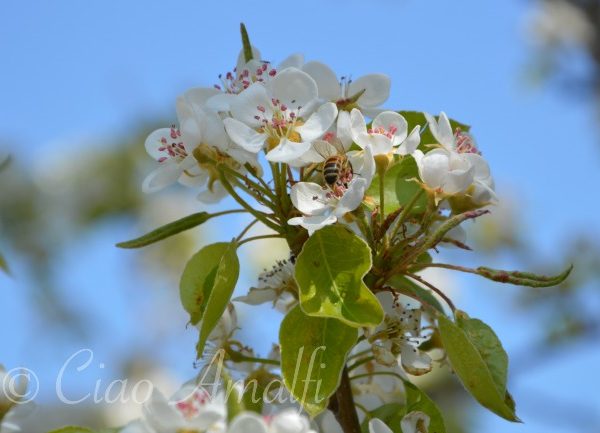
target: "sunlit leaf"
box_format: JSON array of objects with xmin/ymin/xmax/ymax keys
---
[
  {"xmin": 179, "ymin": 241, "xmax": 239, "ymax": 357},
  {"xmin": 280, "ymin": 305, "xmax": 358, "ymax": 417},
  {"xmin": 295, "ymin": 225, "xmax": 383, "ymax": 328},
  {"xmin": 438, "ymin": 314, "xmax": 520, "ymax": 422}
]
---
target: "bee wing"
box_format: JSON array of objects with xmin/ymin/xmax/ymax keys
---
[{"xmin": 302, "ymin": 140, "xmax": 338, "ymax": 163}]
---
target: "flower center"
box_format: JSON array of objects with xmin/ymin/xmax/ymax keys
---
[
  {"xmin": 454, "ymin": 128, "xmax": 480, "ymax": 154},
  {"xmin": 368, "ymin": 124, "xmax": 398, "ymax": 139},
  {"xmin": 254, "ymin": 99, "xmax": 304, "ymax": 149},
  {"xmin": 157, "ymin": 126, "xmax": 187, "ymax": 163},
  {"xmin": 214, "ymin": 62, "xmax": 277, "ymax": 94},
  {"xmin": 193, "ymin": 143, "xmax": 242, "ymax": 191}
]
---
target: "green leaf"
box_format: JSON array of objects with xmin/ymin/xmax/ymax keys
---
[
  {"xmin": 388, "ymin": 275, "xmax": 446, "ymax": 314},
  {"xmin": 47, "ymin": 427, "xmax": 93, "ymax": 433},
  {"xmin": 437, "ymin": 314, "xmax": 520, "ymax": 422},
  {"xmin": 474, "ymin": 265, "xmax": 573, "ymax": 288},
  {"xmin": 279, "ymin": 305, "xmax": 358, "ymax": 417},
  {"xmin": 404, "ymin": 381, "xmax": 446, "ymax": 433},
  {"xmin": 240, "ymin": 23, "xmax": 253, "ymax": 63},
  {"xmin": 367, "ymin": 156, "xmax": 426, "ymax": 216},
  {"xmin": 116, "ymin": 212, "xmax": 214, "ymax": 248},
  {"xmin": 179, "ymin": 242, "xmax": 239, "ymax": 357},
  {"xmin": 295, "ymin": 225, "xmax": 383, "ymax": 328},
  {"xmin": 455, "ymin": 311, "xmax": 508, "ymax": 396},
  {"xmin": 398, "ymin": 111, "xmax": 470, "ymax": 149}
]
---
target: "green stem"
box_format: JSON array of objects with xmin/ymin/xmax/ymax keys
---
[
  {"xmin": 405, "ymin": 272, "xmax": 456, "ymax": 312},
  {"xmin": 235, "ymin": 219, "xmax": 259, "ymax": 242},
  {"xmin": 379, "ymin": 172, "xmax": 386, "ymax": 225},
  {"xmin": 350, "ymin": 371, "xmax": 405, "ymax": 382},
  {"xmin": 218, "ymin": 172, "xmax": 282, "ymax": 233},
  {"xmin": 389, "ymin": 188, "xmax": 425, "ymax": 241},
  {"xmin": 237, "ymin": 234, "xmax": 284, "ymax": 246}
]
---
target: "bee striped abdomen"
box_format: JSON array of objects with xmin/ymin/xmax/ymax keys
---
[{"xmin": 324, "ymin": 157, "xmax": 342, "ymax": 186}]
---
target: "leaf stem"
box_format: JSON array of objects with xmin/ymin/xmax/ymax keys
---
[
  {"xmin": 237, "ymin": 234, "xmax": 284, "ymax": 246},
  {"xmin": 218, "ymin": 172, "xmax": 282, "ymax": 233},
  {"xmin": 235, "ymin": 219, "xmax": 259, "ymax": 242},
  {"xmin": 404, "ymin": 272, "xmax": 456, "ymax": 312}
]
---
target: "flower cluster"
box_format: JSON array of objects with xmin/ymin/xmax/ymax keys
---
[
  {"xmin": 143, "ymin": 41, "xmax": 496, "ymax": 234},
  {"xmin": 115, "ymin": 24, "xmax": 572, "ymax": 433}
]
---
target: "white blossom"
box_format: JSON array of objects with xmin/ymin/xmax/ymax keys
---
[
  {"xmin": 415, "ymin": 111, "xmax": 496, "ymax": 204},
  {"xmin": 207, "ymin": 47, "xmax": 304, "ymax": 112},
  {"xmin": 350, "ymin": 109, "xmax": 420, "ymax": 156},
  {"xmin": 143, "ymin": 94, "xmax": 259, "ymax": 202},
  {"xmin": 369, "ymin": 292, "xmax": 432, "ymax": 376},
  {"xmin": 234, "ymin": 255, "xmax": 297, "ymax": 313},
  {"xmin": 224, "ymin": 68, "xmax": 337, "ymax": 166},
  {"xmin": 301, "ymin": 61, "xmax": 391, "ymax": 116}
]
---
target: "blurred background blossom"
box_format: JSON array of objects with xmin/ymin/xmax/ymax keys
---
[{"xmin": 1, "ymin": 1, "xmax": 599, "ymax": 432}]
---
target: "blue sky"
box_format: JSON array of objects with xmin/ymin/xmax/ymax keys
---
[{"xmin": 1, "ymin": 1, "xmax": 599, "ymax": 432}]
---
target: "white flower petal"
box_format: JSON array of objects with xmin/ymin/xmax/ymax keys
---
[
  {"xmin": 334, "ymin": 178, "xmax": 367, "ymax": 216},
  {"xmin": 372, "ymin": 111, "xmax": 408, "ymax": 144},
  {"xmin": 265, "ymin": 139, "xmax": 312, "ymax": 165},
  {"xmin": 278, "ymin": 53, "xmax": 305, "ymax": 70},
  {"xmin": 463, "ymin": 153, "xmax": 490, "ymax": 180},
  {"xmin": 396, "ymin": 125, "xmax": 421, "ymax": 156},
  {"xmin": 425, "ymin": 112, "xmax": 455, "ymax": 150},
  {"xmin": 197, "ymin": 182, "xmax": 228, "ymax": 203},
  {"xmin": 288, "ymin": 214, "xmax": 337, "ymax": 235},
  {"xmin": 401, "ymin": 411, "xmax": 431, "ymax": 433},
  {"xmin": 143, "ymin": 389, "xmax": 181, "ymax": 431},
  {"xmin": 270, "ymin": 409, "xmax": 313, "ymax": 433},
  {"xmin": 400, "ymin": 343, "xmax": 432, "ymax": 376},
  {"xmin": 205, "ymin": 93, "xmax": 236, "ymax": 112},
  {"xmin": 236, "ymin": 45, "xmax": 261, "ymax": 74},
  {"xmin": 142, "ymin": 162, "xmax": 183, "ymax": 193},
  {"xmin": 337, "ymin": 110, "xmax": 353, "ymax": 150},
  {"xmin": 183, "ymin": 87, "xmax": 221, "ymax": 110},
  {"xmin": 270, "ymin": 67, "xmax": 318, "ymax": 115},
  {"xmin": 231, "ymin": 83, "xmax": 273, "ymax": 128},
  {"xmin": 349, "ymin": 74, "xmax": 391, "ymax": 108},
  {"xmin": 224, "ymin": 118, "xmax": 266, "ymax": 153},
  {"xmin": 302, "ymin": 61, "xmax": 341, "ymax": 101},
  {"xmin": 416, "ymin": 150, "xmax": 449, "ymax": 190},
  {"xmin": 368, "ymin": 418, "xmax": 394, "ymax": 433},
  {"xmin": 290, "ymin": 182, "xmax": 329, "ymax": 215},
  {"xmin": 144, "ymin": 128, "xmax": 174, "ymax": 160},
  {"xmin": 350, "ymin": 108, "xmax": 368, "ymax": 147},
  {"xmin": 348, "ymin": 146, "xmax": 375, "ymax": 187},
  {"xmin": 229, "ymin": 412, "xmax": 269, "ymax": 433},
  {"xmin": 234, "ymin": 287, "xmax": 278, "ymax": 305},
  {"xmin": 444, "ymin": 153, "xmax": 475, "ymax": 194},
  {"xmin": 368, "ymin": 134, "xmax": 394, "ymax": 156},
  {"xmin": 296, "ymin": 102, "xmax": 338, "ymax": 141}
]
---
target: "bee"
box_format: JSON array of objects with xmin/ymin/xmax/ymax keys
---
[{"xmin": 314, "ymin": 138, "xmax": 354, "ymax": 198}]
